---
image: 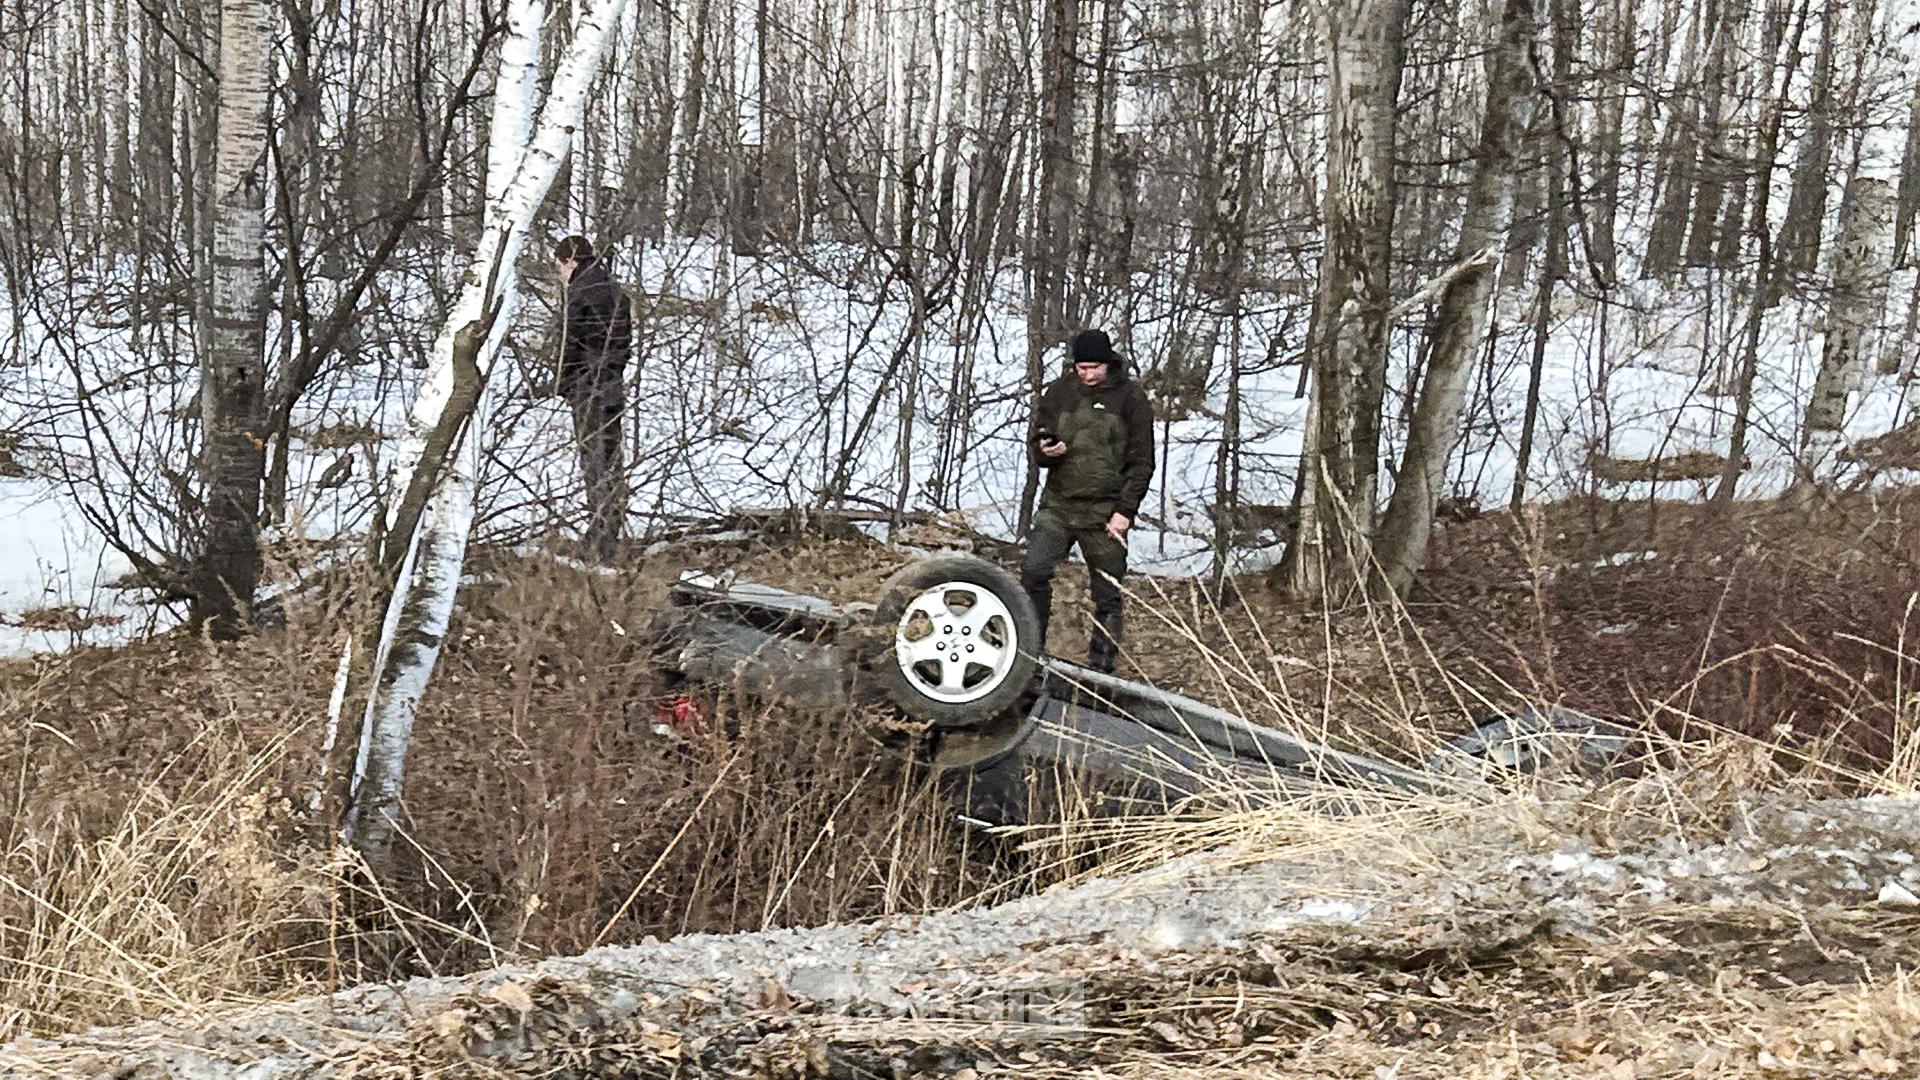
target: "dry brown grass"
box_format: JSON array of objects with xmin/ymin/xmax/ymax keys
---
[
  {"xmin": 0, "ymin": 587, "xmax": 358, "ymax": 1039},
  {"xmin": 6, "ymin": 499, "xmax": 1920, "ymax": 1066},
  {"xmin": 399, "ymin": 542, "xmax": 995, "ymax": 950},
  {"xmin": 929, "ymin": 713, "xmax": 1920, "ymax": 1079},
  {"xmin": 1587, "ymin": 449, "xmax": 1738, "ymax": 483},
  {"xmin": 0, "ymin": 690, "xmax": 335, "ymax": 1039},
  {"xmin": 938, "ymin": 502, "xmax": 1920, "ymax": 1078},
  {"xmin": 1404, "ymin": 491, "xmax": 1920, "ymax": 773},
  {"xmin": 0, "ymin": 537, "xmax": 995, "ymax": 1038},
  {"xmin": 6, "ymin": 606, "xmax": 126, "ymax": 634},
  {"xmin": 990, "ymin": 538, "xmax": 1920, "ymax": 1076}
]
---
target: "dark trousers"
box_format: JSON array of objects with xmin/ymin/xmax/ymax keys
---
[
  {"xmin": 1021, "ymin": 514, "xmax": 1127, "ymax": 673},
  {"xmin": 564, "ymin": 376, "xmax": 628, "ymax": 559}
]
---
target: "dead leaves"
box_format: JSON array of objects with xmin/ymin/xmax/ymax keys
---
[
  {"xmin": 410, "ymin": 973, "xmax": 687, "ymax": 1070},
  {"xmin": 427, "ymin": 1007, "xmax": 470, "ymax": 1042},
  {"xmin": 486, "ymin": 979, "xmax": 536, "ymax": 1016},
  {"xmin": 757, "ymin": 974, "xmax": 795, "ymax": 1013},
  {"xmin": 1857, "ymin": 1047, "xmax": 1906, "ymax": 1075}
]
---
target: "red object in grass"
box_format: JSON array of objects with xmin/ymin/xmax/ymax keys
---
[{"xmin": 652, "ymin": 693, "xmax": 709, "ymax": 737}]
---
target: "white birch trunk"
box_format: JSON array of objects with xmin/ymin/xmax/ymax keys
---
[
  {"xmin": 613, "ymin": 0, "xmax": 642, "ymax": 204},
  {"xmin": 925, "ymin": 0, "xmax": 947, "ymax": 153},
  {"xmin": 1790, "ymin": 4, "xmax": 1915, "ymax": 499},
  {"xmin": 191, "ymin": 0, "xmax": 274, "ymax": 638},
  {"xmin": 898, "ymin": 0, "xmax": 927, "ymax": 243},
  {"xmin": 346, "ymin": 0, "xmax": 629, "ymax": 864},
  {"xmin": 1372, "ymin": 0, "xmax": 1538, "ymax": 598},
  {"xmin": 924, "ymin": 0, "xmax": 956, "ymax": 214},
  {"xmin": 569, "ymin": 148, "xmax": 589, "ymax": 235},
  {"xmin": 947, "ymin": 1, "xmax": 982, "ymax": 237},
  {"xmin": 1877, "ymin": 0, "xmax": 1920, "ymax": 329},
  {"xmin": 664, "ymin": 0, "xmax": 696, "ymax": 230},
  {"xmin": 879, "ymin": 0, "xmax": 908, "ymax": 238},
  {"xmin": 1793, "ymin": 176, "xmax": 1897, "ymax": 501},
  {"xmin": 310, "ymin": 639, "xmax": 353, "ymax": 813},
  {"xmin": 1281, "ymin": 0, "xmax": 1410, "ymax": 597},
  {"xmin": 735, "ymin": 0, "xmax": 762, "ymax": 149}
]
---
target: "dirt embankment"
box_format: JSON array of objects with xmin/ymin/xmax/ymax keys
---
[
  {"xmin": 6, "ymin": 790, "xmax": 1919, "ymax": 1078},
  {"xmin": 1414, "ymin": 492, "xmax": 1920, "ymax": 759},
  {"xmin": 4, "ymin": 495, "xmax": 1920, "ymax": 1055}
]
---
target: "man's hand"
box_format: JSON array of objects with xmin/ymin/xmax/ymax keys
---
[
  {"xmin": 1106, "ymin": 513, "xmax": 1131, "ymax": 543},
  {"xmin": 1040, "ymin": 436, "xmax": 1068, "ymax": 460}
]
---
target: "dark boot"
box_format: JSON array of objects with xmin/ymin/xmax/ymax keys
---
[
  {"xmin": 1085, "ymin": 537, "xmax": 1127, "ymax": 674},
  {"xmin": 1087, "ymin": 602, "xmax": 1122, "ymax": 673}
]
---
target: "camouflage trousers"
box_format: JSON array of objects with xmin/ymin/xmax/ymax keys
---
[{"xmin": 1020, "ymin": 505, "xmax": 1127, "ymax": 673}]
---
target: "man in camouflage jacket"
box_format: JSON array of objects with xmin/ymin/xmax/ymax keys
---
[{"xmin": 1022, "ymin": 329, "xmax": 1156, "ymax": 673}]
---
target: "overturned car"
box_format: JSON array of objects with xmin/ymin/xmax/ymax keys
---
[{"xmin": 644, "ymin": 553, "xmax": 1630, "ymax": 825}]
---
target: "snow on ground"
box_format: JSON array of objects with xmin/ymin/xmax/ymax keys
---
[
  {"xmin": 0, "ymin": 481, "xmax": 149, "ymax": 655},
  {"xmin": 2, "ymin": 240, "xmax": 1917, "ymax": 655}
]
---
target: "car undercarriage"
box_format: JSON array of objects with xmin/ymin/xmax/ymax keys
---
[{"xmin": 645, "ymin": 554, "xmax": 1632, "ymax": 826}]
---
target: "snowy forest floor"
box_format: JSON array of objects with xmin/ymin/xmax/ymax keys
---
[
  {"xmin": 4, "ymin": 490, "xmax": 1920, "ymax": 1074},
  {"xmin": 6, "ymin": 244, "xmax": 1918, "ymax": 658}
]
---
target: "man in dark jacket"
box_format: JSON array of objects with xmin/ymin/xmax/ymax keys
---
[
  {"xmin": 1022, "ymin": 328, "xmax": 1155, "ymax": 673},
  {"xmin": 554, "ymin": 235, "xmax": 631, "ymax": 558}
]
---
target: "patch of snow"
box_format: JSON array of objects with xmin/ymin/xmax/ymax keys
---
[
  {"xmin": 510, "ymin": 543, "xmax": 623, "ymax": 576},
  {"xmin": 643, "ymin": 530, "xmax": 753, "ymax": 555},
  {"xmin": 0, "ymin": 478, "xmax": 168, "ymax": 655},
  {"xmin": 1876, "ymin": 881, "xmax": 1919, "ymax": 907},
  {"xmin": 1288, "ymin": 898, "xmax": 1371, "ymax": 924},
  {"xmin": 1598, "ymin": 550, "xmax": 1658, "ymax": 567}
]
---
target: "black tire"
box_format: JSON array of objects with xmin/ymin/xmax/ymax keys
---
[{"xmin": 868, "ymin": 554, "xmax": 1042, "ymax": 727}]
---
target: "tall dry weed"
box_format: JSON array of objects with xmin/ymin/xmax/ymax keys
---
[
  {"xmin": 991, "ymin": 511, "xmax": 1920, "ymax": 901},
  {"xmin": 5, "ymin": 512, "xmax": 1918, "ymax": 1045},
  {"xmin": 0, "ymin": 725, "xmax": 334, "ymax": 1039}
]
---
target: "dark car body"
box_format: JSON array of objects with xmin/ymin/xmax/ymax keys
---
[{"xmin": 647, "ymin": 566, "xmax": 1631, "ymax": 826}]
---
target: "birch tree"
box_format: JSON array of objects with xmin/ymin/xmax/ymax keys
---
[
  {"xmin": 1280, "ymin": 0, "xmax": 1412, "ymax": 596},
  {"xmin": 1789, "ymin": 175, "xmax": 1898, "ymax": 501},
  {"xmin": 1897, "ymin": 75, "xmax": 1920, "ymax": 261},
  {"xmin": 1587, "ymin": 0, "xmax": 1636, "ymax": 281},
  {"xmin": 190, "ymin": 0, "xmax": 274, "ymax": 640},
  {"xmin": 345, "ymin": 0, "xmax": 630, "ymax": 866},
  {"xmin": 1372, "ymin": 0, "xmax": 1540, "ymax": 599},
  {"xmin": 1786, "ymin": 0, "xmax": 1915, "ymax": 504},
  {"xmin": 1710, "ymin": 0, "xmax": 1812, "ymax": 506},
  {"xmin": 1778, "ymin": 0, "xmax": 1841, "ymax": 275}
]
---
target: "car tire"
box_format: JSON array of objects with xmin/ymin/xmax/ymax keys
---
[{"xmin": 868, "ymin": 554, "xmax": 1042, "ymax": 727}]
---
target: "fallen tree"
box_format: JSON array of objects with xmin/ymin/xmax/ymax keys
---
[{"xmin": 7, "ymin": 794, "xmax": 1920, "ymax": 1077}]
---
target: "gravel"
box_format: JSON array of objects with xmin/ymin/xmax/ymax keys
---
[{"xmin": 6, "ymin": 793, "xmax": 1918, "ymax": 1077}]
